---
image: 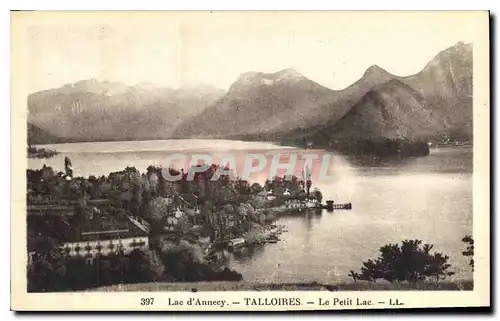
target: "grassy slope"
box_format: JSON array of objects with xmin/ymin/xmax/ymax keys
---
[{"xmin": 95, "ymin": 280, "xmax": 473, "ymax": 292}]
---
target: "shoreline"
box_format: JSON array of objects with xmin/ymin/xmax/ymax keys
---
[
  {"xmin": 29, "ymin": 137, "xmax": 472, "ymax": 156},
  {"xmin": 27, "ymin": 146, "xmax": 59, "ymax": 159}
]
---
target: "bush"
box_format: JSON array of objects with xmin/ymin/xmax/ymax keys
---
[
  {"xmin": 250, "ymin": 183, "xmax": 263, "ymax": 194},
  {"xmin": 128, "ymin": 249, "xmax": 165, "ymax": 283},
  {"xmin": 27, "ymin": 259, "xmax": 67, "ymax": 292},
  {"xmin": 349, "ymin": 239, "xmax": 455, "ymax": 284},
  {"xmin": 311, "ymin": 188, "xmax": 323, "ymax": 203},
  {"xmin": 158, "ymin": 241, "xmax": 242, "ymax": 282},
  {"xmin": 27, "ymin": 248, "xmax": 166, "ymax": 292}
]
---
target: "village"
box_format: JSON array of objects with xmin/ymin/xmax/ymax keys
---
[{"xmin": 26, "ymin": 156, "xmax": 352, "ymax": 290}]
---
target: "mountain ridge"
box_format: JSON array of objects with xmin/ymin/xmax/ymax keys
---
[
  {"xmin": 28, "ymin": 81, "xmax": 226, "ymax": 142},
  {"xmin": 173, "ymin": 42, "xmax": 472, "ymax": 141},
  {"xmin": 27, "ymin": 42, "xmax": 472, "ymax": 146}
]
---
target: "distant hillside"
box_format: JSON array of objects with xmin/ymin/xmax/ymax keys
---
[
  {"xmin": 172, "ymin": 69, "xmax": 337, "ymax": 138},
  {"xmin": 27, "ymin": 123, "xmax": 62, "ymax": 145},
  {"xmin": 275, "ymin": 42, "xmax": 473, "ymax": 147},
  {"xmin": 320, "ymin": 80, "xmax": 443, "ymax": 141},
  {"xmin": 26, "ymin": 42, "xmax": 473, "ymax": 148},
  {"xmin": 172, "ymin": 66, "xmax": 398, "ymax": 139},
  {"xmin": 27, "ymin": 79, "xmax": 225, "ymax": 142},
  {"xmin": 173, "ymin": 42, "xmax": 472, "ymax": 145},
  {"xmin": 404, "ymin": 41, "xmax": 473, "ymax": 139}
]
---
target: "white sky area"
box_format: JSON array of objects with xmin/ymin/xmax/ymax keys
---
[{"xmin": 21, "ymin": 11, "xmax": 477, "ymax": 94}]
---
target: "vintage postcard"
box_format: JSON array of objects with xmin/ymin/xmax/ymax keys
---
[{"xmin": 11, "ymin": 11, "xmax": 490, "ymax": 311}]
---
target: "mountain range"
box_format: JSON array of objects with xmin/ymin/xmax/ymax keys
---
[
  {"xmin": 27, "ymin": 42, "xmax": 472, "ymax": 146},
  {"xmin": 28, "ymin": 80, "xmax": 225, "ymax": 142}
]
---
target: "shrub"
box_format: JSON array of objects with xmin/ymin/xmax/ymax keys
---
[
  {"xmin": 350, "ymin": 239, "xmax": 455, "ymax": 284},
  {"xmin": 158, "ymin": 241, "xmax": 242, "ymax": 282},
  {"xmin": 250, "ymin": 183, "xmax": 263, "ymax": 194},
  {"xmin": 127, "ymin": 249, "xmax": 165, "ymax": 283},
  {"xmin": 311, "ymin": 188, "xmax": 323, "ymax": 203}
]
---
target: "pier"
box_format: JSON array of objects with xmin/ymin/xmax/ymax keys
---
[{"xmin": 324, "ymin": 201, "xmax": 352, "ymax": 211}]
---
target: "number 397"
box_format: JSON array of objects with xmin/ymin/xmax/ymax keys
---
[{"xmin": 141, "ymin": 298, "xmax": 155, "ymax": 306}]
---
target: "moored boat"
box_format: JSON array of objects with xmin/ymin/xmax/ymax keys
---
[{"xmin": 228, "ymin": 238, "xmax": 246, "ymax": 249}]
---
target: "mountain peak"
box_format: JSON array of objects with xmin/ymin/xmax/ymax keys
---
[
  {"xmin": 436, "ymin": 41, "xmax": 472, "ymax": 59},
  {"xmin": 420, "ymin": 41, "xmax": 472, "ymax": 74},
  {"xmin": 453, "ymin": 41, "xmax": 472, "ymax": 49},
  {"xmin": 232, "ymin": 68, "xmax": 306, "ymax": 91},
  {"xmin": 451, "ymin": 41, "xmax": 472, "ymax": 51},
  {"xmin": 75, "ymin": 78, "xmax": 101, "ymax": 85},
  {"xmin": 276, "ymin": 68, "xmax": 304, "ymax": 78},
  {"xmin": 363, "ymin": 65, "xmax": 388, "ymax": 78}
]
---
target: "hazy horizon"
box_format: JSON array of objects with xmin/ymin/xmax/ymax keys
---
[{"xmin": 18, "ymin": 11, "xmax": 476, "ymax": 95}]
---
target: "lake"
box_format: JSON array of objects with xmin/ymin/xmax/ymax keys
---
[{"xmin": 29, "ymin": 139, "xmax": 473, "ymax": 283}]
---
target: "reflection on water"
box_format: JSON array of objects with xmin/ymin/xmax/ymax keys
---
[
  {"xmin": 28, "ymin": 140, "xmax": 473, "ymax": 284},
  {"xmin": 303, "ymin": 210, "xmax": 317, "ymax": 230},
  {"xmin": 349, "ymin": 147, "xmax": 473, "ymax": 174},
  {"xmin": 231, "ymin": 244, "xmax": 267, "ymax": 264}
]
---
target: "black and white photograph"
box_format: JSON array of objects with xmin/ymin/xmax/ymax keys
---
[{"xmin": 10, "ymin": 10, "xmax": 490, "ymax": 311}]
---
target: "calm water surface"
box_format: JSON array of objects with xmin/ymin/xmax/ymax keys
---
[{"xmin": 29, "ymin": 140, "xmax": 473, "ymax": 282}]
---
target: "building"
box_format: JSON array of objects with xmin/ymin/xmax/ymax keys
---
[
  {"xmin": 164, "ymin": 207, "xmax": 186, "ymax": 232},
  {"xmin": 60, "ymin": 211, "xmax": 149, "ymax": 264}
]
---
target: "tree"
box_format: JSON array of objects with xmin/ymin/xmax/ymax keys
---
[
  {"xmin": 148, "ymin": 197, "xmax": 171, "ymax": 220},
  {"xmin": 250, "ymin": 183, "xmax": 263, "ymax": 194},
  {"xmin": 311, "ymin": 188, "xmax": 323, "ymax": 203},
  {"xmin": 350, "ymin": 239, "xmax": 455, "ymax": 284},
  {"xmin": 426, "ymin": 252, "xmax": 455, "ymax": 282},
  {"xmin": 462, "ymin": 235, "xmax": 474, "ymax": 272},
  {"xmin": 130, "ymin": 175, "xmax": 143, "ymax": 217},
  {"xmin": 264, "ymin": 179, "xmax": 273, "ymax": 191},
  {"xmin": 28, "ymin": 258, "xmax": 60, "ymax": 292},
  {"xmin": 27, "ymin": 236, "xmax": 67, "ymax": 292},
  {"xmin": 348, "ymin": 270, "xmax": 360, "ymax": 282},
  {"xmin": 305, "ymin": 180, "xmax": 312, "ymax": 198},
  {"xmin": 64, "ymin": 156, "xmax": 73, "ymax": 179},
  {"xmin": 234, "ymin": 178, "xmax": 251, "ymax": 195},
  {"xmin": 62, "ymin": 256, "xmax": 98, "ymax": 290},
  {"xmin": 128, "ymin": 249, "xmax": 165, "ymax": 283},
  {"xmin": 159, "ymin": 241, "xmax": 205, "ymax": 281},
  {"xmin": 272, "ymin": 185, "xmax": 283, "ymax": 196}
]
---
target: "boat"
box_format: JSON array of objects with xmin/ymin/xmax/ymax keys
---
[
  {"xmin": 266, "ymin": 234, "xmax": 280, "ymax": 241},
  {"xmin": 228, "ymin": 238, "xmax": 246, "ymax": 249}
]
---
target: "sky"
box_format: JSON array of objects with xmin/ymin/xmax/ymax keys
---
[{"xmin": 15, "ymin": 11, "xmax": 482, "ymax": 94}]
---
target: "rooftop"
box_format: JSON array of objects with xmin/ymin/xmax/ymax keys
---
[{"xmin": 63, "ymin": 209, "xmax": 149, "ymax": 243}]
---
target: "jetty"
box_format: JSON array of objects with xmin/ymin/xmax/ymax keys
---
[{"xmin": 324, "ymin": 200, "xmax": 352, "ymax": 211}]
